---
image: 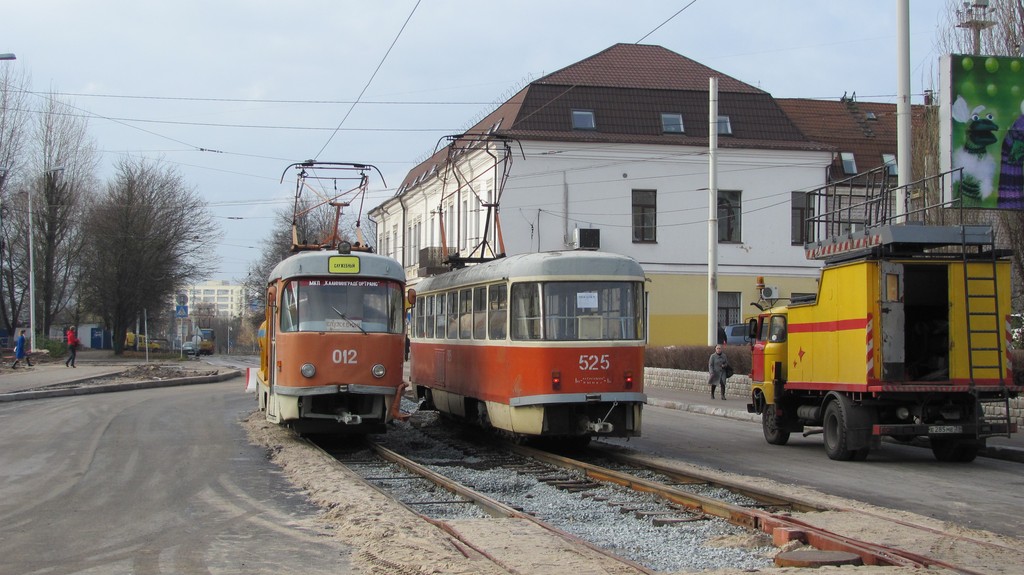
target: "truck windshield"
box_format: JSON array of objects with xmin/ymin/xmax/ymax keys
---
[
  {"xmin": 280, "ymin": 278, "xmax": 404, "ymax": 334},
  {"xmin": 759, "ymin": 315, "xmax": 787, "ymax": 343},
  {"xmin": 510, "ymin": 280, "xmax": 644, "ymax": 341}
]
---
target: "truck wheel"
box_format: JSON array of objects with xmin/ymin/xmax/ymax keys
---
[
  {"xmin": 823, "ymin": 400, "xmax": 857, "ymax": 461},
  {"xmin": 930, "ymin": 438, "xmax": 980, "ymax": 463},
  {"xmin": 762, "ymin": 408, "xmax": 791, "ymax": 445}
]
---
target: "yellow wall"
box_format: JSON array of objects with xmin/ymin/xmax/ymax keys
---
[{"xmin": 646, "ymin": 272, "xmax": 820, "ymax": 347}]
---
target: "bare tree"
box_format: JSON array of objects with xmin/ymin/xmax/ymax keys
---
[
  {"xmin": 0, "ymin": 66, "xmax": 32, "ymax": 338},
  {"xmin": 80, "ymin": 157, "xmax": 218, "ymax": 354},
  {"xmin": 31, "ymin": 92, "xmax": 100, "ymax": 337}
]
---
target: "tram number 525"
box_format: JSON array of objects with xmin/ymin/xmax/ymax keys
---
[
  {"xmin": 333, "ymin": 349, "xmax": 358, "ymax": 364},
  {"xmin": 579, "ymin": 354, "xmax": 610, "ymax": 371}
]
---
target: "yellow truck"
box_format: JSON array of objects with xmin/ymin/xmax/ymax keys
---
[{"xmin": 747, "ymin": 222, "xmax": 1020, "ymax": 463}]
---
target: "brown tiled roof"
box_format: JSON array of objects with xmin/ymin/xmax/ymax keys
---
[
  {"xmin": 399, "ymin": 44, "xmax": 827, "ymax": 193},
  {"xmin": 776, "ymin": 98, "xmax": 905, "ymax": 180},
  {"xmin": 537, "ymin": 44, "xmax": 764, "ymax": 93}
]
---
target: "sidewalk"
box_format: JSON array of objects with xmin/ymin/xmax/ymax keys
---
[
  {"xmin": 0, "ymin": 351, "xmax": 240, "ymax": 401},
  {"xmin": 645, "ymin": 384, "xmax": 1024, "ymax": 464}
]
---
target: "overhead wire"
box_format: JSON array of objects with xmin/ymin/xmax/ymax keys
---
[{"xmin": 313, "ymin": 0, "xmax": 422, "ymax": 160}]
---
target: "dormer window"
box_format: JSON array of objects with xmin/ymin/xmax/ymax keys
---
[
  {"xmin": 572, "ymin": 109, "xmax": 596, "ymax": 130},
  {"xmin": 717, "ymin": 115, "xmax": 732, "ymax": 135},
  {"xmin": 882, "ymin": 153, "xmax": 897, "ymax": 176},
  {"xmin": 841, "ymin": 152, "xmax": 858, "ymax": 175},
  {"xmin": 661, "ymin": 113, "xmax": 684, "ymax": 133}
]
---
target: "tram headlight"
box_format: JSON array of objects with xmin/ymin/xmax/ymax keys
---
[
  {"xmin": 896, "ymin": 406, "xmax": 910, "ymax": 420},
  {"xmin": 371, "ymin": 363, "xmax": 386, "ymax": 378},
  {"xmin": 300, "ymin": 363, "xmax": 316, "ymax": 378}
]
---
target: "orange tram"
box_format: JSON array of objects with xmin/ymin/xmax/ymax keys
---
[
  {"xmin": 408, "ymin": 250, "xmax": 648, "ymax": 444},
  {"xmin": 255, "ymin": 245, "xmax": 407, "ymax": 434}
]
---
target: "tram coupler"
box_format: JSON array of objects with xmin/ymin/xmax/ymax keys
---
[
  {"xmin": 334, "ymin": 412, "xmax": 362, "ymax": 425},
  {"xmin": 587, "ymin": 421, "xmax": 614, "ymax": 433},
  {"xmin": 389, "ymin": 382, "xmax": 410, "ymax": 422}
]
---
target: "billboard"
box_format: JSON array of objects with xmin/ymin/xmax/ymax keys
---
[{"xmin": 940, "ymin": 54, "xmax": 1024, "ymax": 209}]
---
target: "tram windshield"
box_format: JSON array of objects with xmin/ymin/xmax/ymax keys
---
[
  {"xmin": 279, "ymin": 278, "xmax": 404, "ymax": 334},
  {"xmin": 511, "ymin": 280, "xmax": 644, "ymax": 341}
]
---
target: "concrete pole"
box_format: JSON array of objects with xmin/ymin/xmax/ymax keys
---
[
  {"xmin": 896, "ymin": 0, "xmax": 912, "ymax": 218},
  {"xmin": 708, "ymin": 77, "xmax": 719, "ymax": 345}
]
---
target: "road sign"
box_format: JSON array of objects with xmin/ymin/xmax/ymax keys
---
[
  {"xmin": 176, "ymin": 293, "xmax": 188, "ymax": 306},
  {"xmin": 176, "ymin": 305, "xmax": 188, "ymax": 318}
]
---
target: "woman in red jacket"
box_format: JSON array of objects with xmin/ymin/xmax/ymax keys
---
[{"xmin": 65, "ymin": 326, "xmax": 80, "ymax": 368}]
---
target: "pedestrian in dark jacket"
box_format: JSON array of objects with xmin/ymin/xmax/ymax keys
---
[
  {"xmin": 708, "ymin": 344, "xmax": 729, "ymax": 400},
  {"xmin": 12, "ymin": 329, "xmax": 33, "ymax": 368}
]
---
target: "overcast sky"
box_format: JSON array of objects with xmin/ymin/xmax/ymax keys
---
[{"xmin": 2, "ymin": 1, "xmax": 952, "ymax": 282}]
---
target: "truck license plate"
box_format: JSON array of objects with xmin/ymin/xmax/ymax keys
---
[{"xmin": 928, "ymin": 425, "xmax": 963, "ymax": 434}]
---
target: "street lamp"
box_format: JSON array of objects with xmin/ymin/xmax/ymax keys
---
[{"xmin": 29, "ymin": 167, "xmax": 63, "ymax": 352}]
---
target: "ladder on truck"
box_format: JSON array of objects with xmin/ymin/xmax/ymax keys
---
[{"xmin": 960, "ymin": 225, "xmax": 1012, "ymax": 438}]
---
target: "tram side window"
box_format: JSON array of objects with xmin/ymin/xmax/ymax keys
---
[
  {"xmin": 435, "ymin": 293, "xmax": 446, "ymax": 338},
  {"xmin": 473, "ymin": 286, "xmax": 487, "ymax": 339},
  {"xmin": 424, "ymin": 295, "xmax": 435, "ymax": 338},
  {"xmin": 511, "ymin": 282, "xmax": 542, "ymax": 340},
  {"xmin": 489, "ymin": 284, "xmax": 507, "ymax": 340},
  {"xmin": 459, "ymin": 288, "xmax": 473, "ymax": 339},
  {"xmin": 447, "ymin": 291, "xmax": 459, "ymax": 339},
  {"xmin": 280, "ymin": 282, "xmax": 299, "ymax": 332},
  {"xmin": 414, "ymin": 295, "xmax": 425, "ymax": 338}
]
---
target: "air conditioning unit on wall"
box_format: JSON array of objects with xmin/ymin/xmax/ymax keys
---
[
  {"xmin": 575, "ymin": 228, "xmax": 600, "ymax": 250},
  {"xmin": 760, "ymin": 286, "xmax": 781, "ymax": 299}
]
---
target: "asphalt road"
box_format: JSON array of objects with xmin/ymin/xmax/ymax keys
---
[
  {"xmin": 0, "ymin": 380, "xmax": 351, "ymax": 575},
  {"xmin": 602, "ymin": 402, "xmax": 1024, "ymax": 538}
]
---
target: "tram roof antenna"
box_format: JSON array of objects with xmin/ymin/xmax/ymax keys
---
[
  {"xmin": 430, "ymin": 133, "xmax": 518, "ymax": 269},
  {"xmin": 282, "ymin": 161, "xmax": 385, "ymax": 253}
]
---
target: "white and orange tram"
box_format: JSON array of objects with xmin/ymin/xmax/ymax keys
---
[
  {"xmin": 408, "ymin": 250, "xmax": 647, "ymax": 443},
  {"xmin": 255, "ymin": 245, "xmax": 407, "ymax": 434}
]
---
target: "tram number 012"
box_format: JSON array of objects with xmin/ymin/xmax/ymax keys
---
[
  {"xmin": 333, "ymin": 349, "xmax": 358, "ymax": 364},
  {"xmin": 579, "ymin": 354, "xmax": 610, "ymax": 371}
]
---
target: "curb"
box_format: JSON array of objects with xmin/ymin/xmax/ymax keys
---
[
  {"xmin": 647, "ymin": 397, "xmax": 759, "ymax": 423},
  {"xmin": 0, "ymin": 370, "xmax": 243, "ymax": 403}
]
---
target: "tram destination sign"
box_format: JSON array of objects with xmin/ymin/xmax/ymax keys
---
[{"xmin": 328, "ymin": 255, "xmax": 360, "ymax": 274}]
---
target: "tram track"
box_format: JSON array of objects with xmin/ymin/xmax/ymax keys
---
[
  {"xmin": 315, "ymin": 417, "xmax": 777, "ymax": 573},
  {"xmin": 576, "ymin": 443, "xmax": 1024, "ymax": 574},
  {"xmin": 310, "ymin": 414, "xmax": 1024, "ymax": 574}
]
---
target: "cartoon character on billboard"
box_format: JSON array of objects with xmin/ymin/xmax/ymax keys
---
[{"xmin": 951, "ymin": 95, "xmax": 999, "ymax": 203}]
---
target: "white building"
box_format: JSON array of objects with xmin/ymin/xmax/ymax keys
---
[
  {"xmin": 371, "ymin": 44, "xmax": 859, "ymax": 346},
  {"xmin": 187, "ymin": 280, "xmax": 245, "ymax": 318}
]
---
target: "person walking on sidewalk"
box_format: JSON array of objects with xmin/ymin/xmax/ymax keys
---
[
  {"xmin": 12, "ymin": 329, "xmax": 33, "ymax": 368},
  {"xmin": 65, "ymin": 326, "xmax": 80, "ymax": 368},
  {"xmin": 708, "ymin": 344, "xmax": 730, "ymax": 400}
]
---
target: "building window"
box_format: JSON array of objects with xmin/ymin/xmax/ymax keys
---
[
  {"xmin": 840, "ymin": 152, "xmax": 858, "ymax": 175},
  {"xmin": 791, "ymin": 191, "xmax": 813, "ymax": 245},
  {"xmin": 632, "ymin": 189, "xmax": 657, "ymax": 243},
  {"xmin": 572, "ymin": 109, "xmax": 596, "ymax": 130},
  {"xmin": 661, "ymin": 113, "xmax": 684, "ymax": 133},
  {"xmin": 718, "ymin": 190, "xmax": 742, "ymax": 243},
  {"xmin": 718, "ymin": 291, "xmax": 741, "ymax": 327},
  {"xmin": 882, "ymin": 153, "xmax": 897, "ymax": 176},
  {"xmin": 717, "ymin": 116, "xmax": 732, "ymax": 135}
]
